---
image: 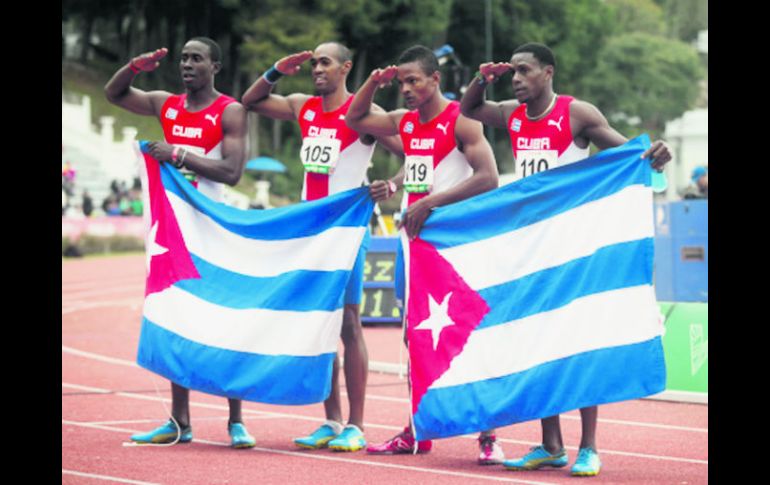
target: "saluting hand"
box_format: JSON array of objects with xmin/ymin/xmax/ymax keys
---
[
  {"xmin": 131, "ymin": 48, "xmax": 168, "ymax": 72},
  {"xmin": 478, "ymin": 62, "xmax": 512, "ymax": 84},
  {"xmin": 370, "ymin": 66, "xmax": 399, "ymax": 89},
  {"xmin": 275, "ymin": 51, "xmax": 314, "ymax": 75}
]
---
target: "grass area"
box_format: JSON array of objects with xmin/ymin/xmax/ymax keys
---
[
  {"xmin": 62, "ymin": 60, "xmax": 164, "ymax": 143},
  {"xmin": 62, "ymin": 250, "xmax": 145, "ymax": 262}
]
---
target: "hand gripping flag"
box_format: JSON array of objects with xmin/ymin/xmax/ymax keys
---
[
  {"xmin": 134, "ymin": 141, "xmax": 374, "ymax": 404},
  {"xmin": 405, "ymin": 135, "xmax": 666, "ymax": 440}
]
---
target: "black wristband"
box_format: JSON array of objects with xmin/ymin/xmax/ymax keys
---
[{"xmin": 264, "ymin": 65, "xmax": 283, "ymax": 84}]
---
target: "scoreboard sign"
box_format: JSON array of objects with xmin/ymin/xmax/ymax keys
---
[{"xmin": 361, "ymin": 236, "xmax": 401, "ymax": 324}]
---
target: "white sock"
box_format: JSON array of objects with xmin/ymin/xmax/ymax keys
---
[{"xmin": 324, "ymin": 420, "xmax": 344, "ymax": 435}]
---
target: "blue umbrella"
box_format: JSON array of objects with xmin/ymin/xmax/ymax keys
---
[{"xmin": 245, "ymin": 157, "xmax": 287, "ymax": 173}]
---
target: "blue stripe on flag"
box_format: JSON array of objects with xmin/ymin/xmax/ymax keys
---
[
  {"xmin": 413, "ymin": 336, "xmax": 666, "ymax": 441},
  {"xmin": 137, "ymin": 318, "xmax": 335, "ymax": 405},
  {"xmin": 477, "ymin": 238, "xmax": 654, "ymax": 329},
  {"xmin": 173, "ymin": 254, "xmax": 350, "ymax": 311},
  {"xmin": 421, "ymin": 135, "xmax": 652, "ymax": 250},
  {"xmin": 158, "ymin": 164, "xmax": 374, "ymax": 240}
]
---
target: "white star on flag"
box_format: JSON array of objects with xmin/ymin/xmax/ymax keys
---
[
  {"xmin": 414, "ymin": 292, "xmax": 456, "ymax": 351},
  {"xmin": 146, "ymin": 220, "xmax": 168, "ymax": 273}
]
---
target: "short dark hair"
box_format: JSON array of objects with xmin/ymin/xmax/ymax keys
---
[
  {"xmin": 397, "ymin": 45, "xmax": 439, "ymax": 76},
  {"xmin": 318, "ymin": 42, "xmax": 352, "ymax": 64},
  {"xmin": 513, "ymin": 43, "xmax": 556, "ymax": 68},
  {"xmin": 188, "ymin": 36, "xmax": 222, "ymax": 63}
]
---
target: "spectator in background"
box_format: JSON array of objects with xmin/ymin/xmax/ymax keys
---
[
  {"xmin": 683, "ymin": 166, "xmax": 708, "ymax": 199},
  {"xmin": 82, "ymin": 190, "xmax": 93, "ymax": 217},
  {"xmin": 103, "ymin": 194, "xmax": 121, "ymax": 216},
  {"xmin": 129, "ymin": 188, "xmax": 143, "ymax": 215}
]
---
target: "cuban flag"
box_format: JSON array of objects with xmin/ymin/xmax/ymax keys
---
[
  {"xmin": 405, "ymin": 135, "xmax": 666, "ymax": 440},
  {"xmin": 133, "ymin": 141, "xmax": 373, "ymax": 404}
]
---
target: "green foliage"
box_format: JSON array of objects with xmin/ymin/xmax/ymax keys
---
[
  {"xmin": 583, "ymin": 33, "xmax": 704, "ymax": 138},
  {"xmin": 64, "ymin": 0, "xmax": 707, "ymax": 193},
  {"xmin": 605, "ymin": 0, "xmax": 665, "ymax": 36}
]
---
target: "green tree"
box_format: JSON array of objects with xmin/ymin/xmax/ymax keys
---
[
  {"xmin": 583, "ymin": 33, "xmax": 704, "ymax": 139},
  {"xmin": 605, "ymin": 0, "xmax": 665, "ymax": 37}
]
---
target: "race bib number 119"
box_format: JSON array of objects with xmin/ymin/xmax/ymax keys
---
[{"xmin": 403, "ymin": 155, "xmax": 434, "ymax": 193}]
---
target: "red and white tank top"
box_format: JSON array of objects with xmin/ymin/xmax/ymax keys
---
[
  {"xmin": 398, "ymin": 101, "xmax": 473, "ymax": 209},
  {"xmin": 297, "ymin": 96, "xmax": 375, "ymax": 201},
  {"xmin": 507, "ymin": 95, "xmax": 589, "ymax": 181},
  {"xmin": 160, "ymin": 93, "xmax": 237, "ymax": 202}
]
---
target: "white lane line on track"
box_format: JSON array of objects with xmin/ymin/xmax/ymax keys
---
[
  {"xmin": 62, "ymin": 469, "xmax": 160, "ymax": 485},
  {"xmin": 61, "ymin": 382, "xmax": 708, "ymax": 465},
  {"xmin": 62, "ymin": 420, "xmax": 556, "ymax": 485},
  {"xmin": 62, "ymin": 284, "xmax": 144, "ymax": 299},
  {"xmin": 62, "ymin": 300, "xmax": 142, "ymax": 315},
  {"xmin": 62, "ymin": 346, "xmax": 709, "ymax": 434},
  {"xmin": 62, "ymin": 276, "xmax": 143, "ymax": 291}
]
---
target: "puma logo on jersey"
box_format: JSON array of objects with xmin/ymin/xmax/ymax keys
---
[
  {"xmin": 548, "ymin": 116, "xmax": 563, "ymax": 132},
  {"xmin": 404, "ymin": 122, "xmax": 415, "ymax": 134},
  {"xmin": 205, "ymin": 114, "xmax": 219, "ymax": 126},
  {"xmin": 517, "ymin": 137, "xmax": 551, "ymax": 150},
  {"xmin": 172, "ymin": 125, "xmax": 203, "ymax": 139},
  {"xmin": 308, "ymin": 126, "xmax": 338, "ymax": 138},
  {"xmin": 338, "ymin": 114, "xmax": 346, "ymax": 121},
  {"xmin": 436, "ymin": 122, "xmax": 450, "ymax": 135},
  {"xmin": 510, "ymin": 118, "xmax": 522, "ymax": 132},
  {"xmin": 304, "ymin": 110, "xmax": 316, "ymax": 122},
  {"xmin": 410, "ymin": 138, "xmax": 435, "ymax": 150},
  {"xmin": 165, "ymin": 108, "xmax": 179, "ymax": 120}
]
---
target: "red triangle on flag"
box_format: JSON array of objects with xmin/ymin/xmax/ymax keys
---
[
  {"xmin": 142, "ymin": 151, "xmax": 200, "ymax": 296},
  {"xmin": 407, "ymin": 237, "xmax": 490, "ymax": 413}
]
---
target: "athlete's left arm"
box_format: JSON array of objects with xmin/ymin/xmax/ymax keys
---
[
  {"xmin": 402, "ymin": 115, "xmax": 499, "ymax": 239},
  {"xmin": 146, "ymin": 102, "xmax": 248, "ymax": 186},
  {"xmin": 572, "ymin": 100, "xmax": 671, "ymax": 171}
]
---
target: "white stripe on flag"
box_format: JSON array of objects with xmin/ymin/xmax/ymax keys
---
[
  {"xmin": 144, "ymin": 286, "xmax": 343, "ymax": 356},
  {"xmin": 167, "ymin": 191, "xmax": 366, "ymax": 277},
  {"xmin": 431, "ymin": 285, "xmax": 662, "ymax": 389},
  {"xmin": 438, "ymin": 185, "xmax": 654, "ymax": 290}
]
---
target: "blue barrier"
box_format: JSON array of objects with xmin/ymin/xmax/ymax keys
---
[{"xmin": 654, "ymin": 200, "xmax": 708, "ymax": 302}]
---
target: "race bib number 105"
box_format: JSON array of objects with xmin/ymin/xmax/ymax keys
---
[
  {"xmin": 300, "ymin": 137, "xmax": 341, "ymax": 174},
  {"xmin": 403, "ymin": 155, "xmax": 434, "ymax": 193}
]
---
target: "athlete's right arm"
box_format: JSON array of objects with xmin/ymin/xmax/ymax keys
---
[
  {"xmin": 104, "ymin": 48, "xmax": 172, "ymax": 116},
  {"xmin": 346, "ymin": 67, "xmax": 404, "ymax": 137},
  {"xmin": 241, "ymin": 51, "xmax": 314, "ymax": 120},
  {"xmin": 459, "ymin": 62, "xmax": 517, "ymax": 129}
]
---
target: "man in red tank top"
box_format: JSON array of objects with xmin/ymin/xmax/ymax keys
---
[
  {"xmin": 460, "ymin": 42, "xmax": 672, "ymax": 477},
  {"xmin": 242, "ymin": 42, "xmax": 402, "ymax": 453},
  {"xmin": 105, "ymin": 37, "xmax": 254, "ymax": 449},
  {"xmin": 346, "ymin": 45, "xmax": 504, "ymax": 464}
]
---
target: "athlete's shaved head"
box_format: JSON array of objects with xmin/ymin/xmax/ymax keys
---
[{"xmin": 317, "ymin": 42, "xmax": 352, "ymax": 64}]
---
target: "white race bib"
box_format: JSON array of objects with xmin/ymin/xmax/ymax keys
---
[
  {"xmin": 404, "ymin": 155, "xmax": 434, "ymax": 193},
  {"xmin": 516, "ymin": 150, "xmax": 558, "ymax": 179},
  {"xmin": 300, "ymin": 137, "xmax": 341, "ymax": 174}
]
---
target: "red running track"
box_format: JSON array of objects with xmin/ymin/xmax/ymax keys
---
[{"xmin": 62, "ymin": 254, "xmax": 708, "ymax": 485}]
